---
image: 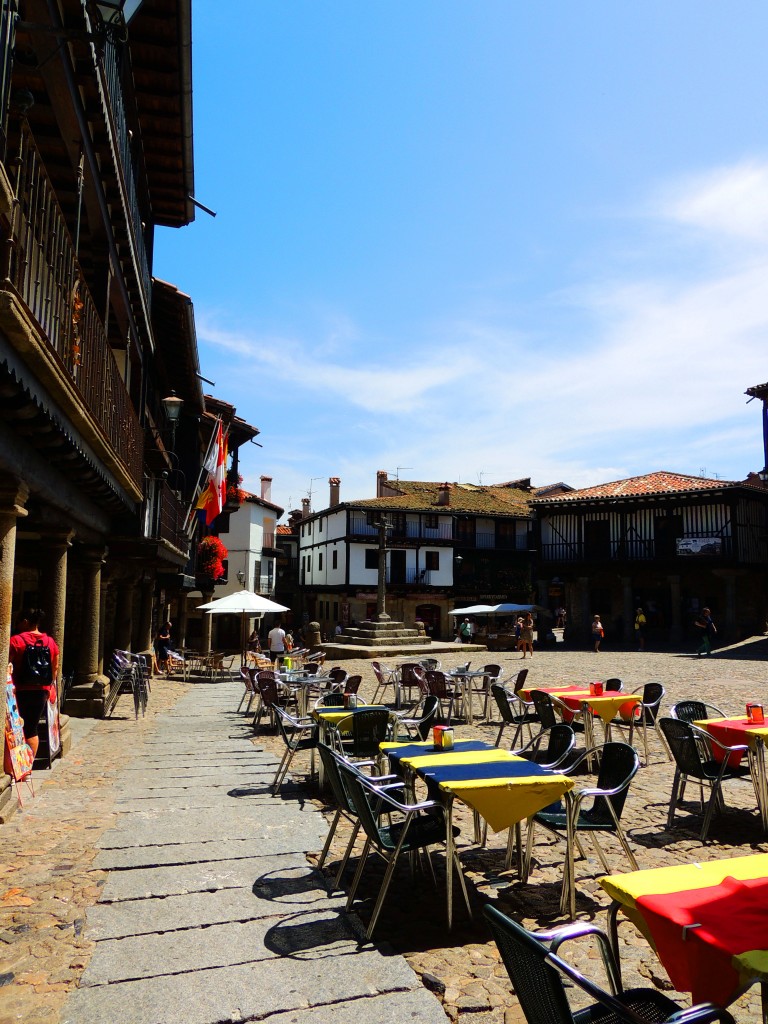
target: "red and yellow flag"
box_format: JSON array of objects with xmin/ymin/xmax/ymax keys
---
[{"xmin": 195, "ymin": 420, "xmax": 228, "ymax": 525}]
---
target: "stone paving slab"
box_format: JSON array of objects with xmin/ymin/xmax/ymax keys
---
[
  {"xmin": 87, "ymin": 881, "xmax": 343, "ymax": 939},
  {"xmin": 80, "ymin": 908, "xmax": 357, "ymax": 986},
  {"xmin": 97, "ymin": 805, "xmax": 325, "ymax": 848},
  {"xmin": 114, "ymin": 779, "xmax": 304, "ymax": 803},
  {"xmin": 114, "ymin": 783, "xmax": 305, "ymax": 812},
  {"xmin": 98, "ymin": 852, "xmax": 313, "ymax": 898},
  {"xmin": 115, "ymin": 762, "xmax": 276, "ymax": 779},
  {"xmin": 62, "ymin": 948, "xmax": 422, "ymax": 1024},
  {"xmin": 266, "ymin": 988, "xmax": 450, "ymax": 1024}
]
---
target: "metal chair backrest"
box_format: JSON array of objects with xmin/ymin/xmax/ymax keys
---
[
  {"xmin": 425, "ymin": 670, "xmax": 451, "ymax": 698},
  {"xmin": 304, "ymin": 662, "xmax": 320, "ymax": 676},
  {"xmin": 531, "ymin": 690, "xmax": 558, "ymax": 729},
  {"xmin": 335, "ymin": 758, "xmax": 388, "ymax": 848},
  {"xmin": 482, "ymin": 664, "xmax": 502, "ymax": 681},
  {"xmin": 275, "ymin": 706, "xmax": 316, "ymax": 750},
  {"xmin": 604, "ymin": 678, "xmax": 623, "ymax": 692},
  {"xmin": 483, "ymin": 905, "xmax": 699, "ymax": 1024},
  {"xmin": 345, "ymin": 675, "xmax": 362, "ymax": 694},
  {"xmin": 329, "ymin": 667, "xmax": 348, "ymax": 685},
  {"xmin": 400, "ymin": 663, "xmax": 421, "ymax": 686},
  {"xmin": 335, "ymin": 708, "xmax": 392, "ymax": 758},
  {"xmin": 256, "ymin": 676, "xmax": 281, "ymax": 710},
  {"xmin": 318, "ymin": 743, "xmax": 357, "ymax": 815},
  {"xmin": 483, "ymin": 905, "xmax": 576, "ymax": 1024},
  {"xmin": 492, "ymin": 683, "xmax": 517, "ymax": 725},
  {"xmin": 659, "ymin": 718, "xmax": 709, "ymax": 778},
  {"xmin": 586, "ymin": 742, "xmax": 640, "ymax": 826},
  {"xmin": 257, "ymin": 669, "xmax": 277, "ymax": 683},
  {"xmin": 371, "ymin": 661, "xmax": 386, "ymax": 685},
  {"xmin": 639, "ymin": 682, "xmax": 664, "ymax": 722},
  {"xmin": 419, "ymin": 657, "xmax": 441, "ymax": 672},
  {"xmin": 315, "ymin": 692, "xmax": 345, "ymax": 707},
  {"xmin": 512, "ymin": 668, "xmax": 530, "ymax": 696},
  {"xmin": 239, "ymin": 666, "xmax": 255, "ymax": 692},
  {"xmin": 537, "ymin": 724, "xmax": 576, "ymax": 769},
  {"xmin": 416, "ymin": 695, "xmax": 440, "ymax": 740},
  {"xmin": 671, "ymin": 699, "xmax": 725, "ymax": 723}
]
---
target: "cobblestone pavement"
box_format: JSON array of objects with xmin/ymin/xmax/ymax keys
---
[{"xmin": 2, "ymin": 639, "xmax": 768, "ymax": 1023}]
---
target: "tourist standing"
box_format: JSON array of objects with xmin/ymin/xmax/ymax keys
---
[
  {"xmin": 592, "ymin": 614, "xmax": 604, "ymax": 653},
  {"xmin": 634, "ymin": 607, "xmax": 647, "ymax": 651},
  {"xmin": 154, "ymin": 621, "xmax": 172, "ymax": 675},
  {"xmin": 459, "ymin": 618, "xmax": 472, "ymax": 644},
  {"xmin": 268, "ymin": 620, "xmax": 287, "ymax": 663},
  {"xmin": 9, "ymin": 608, "xmax": 59, "ymax": 758},
  {"xmin": 695, "ymin": 607, "xmax": 717, "ymax": 656},
  {"xmin": 519, "ymin": 612, "xmax": 534, "ymax": 658}
]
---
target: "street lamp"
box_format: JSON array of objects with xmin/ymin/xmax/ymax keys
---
[
  {"xmin": 161, "ymin": 391, "xmax": 184, "ymax": 453},
  {"xmin": 236, "ymin": 570, "xmax": 246, "ymax": 587}
]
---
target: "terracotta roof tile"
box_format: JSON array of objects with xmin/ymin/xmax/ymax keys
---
[
  {"xmin": 532, "ymin": 471, "xmax": 736, "ymax": 502},
  {"xmin": 276, "ymin": 524, "xmax": 293, "ymax": 535},
  {"xmin": 350, "ymin": 479, "xmax": 531, "ymax": 517}
]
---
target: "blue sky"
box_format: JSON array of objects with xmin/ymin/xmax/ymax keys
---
[{"xmin": 154, "ymin": 2, "xmax": 768, "ymax": 517}]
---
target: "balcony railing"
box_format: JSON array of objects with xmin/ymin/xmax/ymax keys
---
[
  {"xmin": 255, "ymin": 575, "xmax": 275, "ymax": 595},
  {"xmin": 540, "ymin": 536, "xmax": 734, "ymax": 562},
  {"xmin": 385, "ymin": 568, "xmax": 433, "ymax": 585},
  {"xmin": 93, "ymin": 34, "xmax": 152, "ymax": 317},
  {"xmin": 152, "ymin": 480, "xmax": 188, "ymax": 554},
  {"xmin": 349, "ymin": 516, "xmax": 452, "ymax": 541},
  {"xmin": 0, "ymin": 0, "xmax": 17, "ymax": 159},
  {"xmin": 5, "ymin": 124, "xmax": 143, "ymax": 490},
  {"xmin": 262, "ymin": 531, "xmax": 277, "ymax": 549}
]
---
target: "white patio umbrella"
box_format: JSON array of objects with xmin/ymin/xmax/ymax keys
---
[{"xmin": 197, "ymin": 591, "xmax": 290, "ymax": 665}]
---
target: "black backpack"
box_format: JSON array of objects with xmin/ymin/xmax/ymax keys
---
[{"xmin": 19, "ymin": 637, "xmax": 53, "ymax": 687}]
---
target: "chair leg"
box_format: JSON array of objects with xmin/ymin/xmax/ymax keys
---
[
  {"xmin": 451, "ymin": 847, "xmax": 473, "ymax": 921},
  {"xmin": 335, "ymin": 821, "xmax": 362, "ymax": 889},
  {"xmin": 588, "ymin": 833, "xmax": 612, "ymax": 874},
  {"xmin": 613, "ymin": 822, "xmax": 639, "ymax": 870},
  {"xmin": 523, "ymin": 819, "xmax": 536, "ymax": 881},
  {"xmin": 667, "ymin": 769, "xmax": 681, "ymax": 829},
  {"xmin": 701, "ymin": 781, "xmax": 722, "ymax": 841},
  {"xmin": 346, "ymin": 837, "xmax": 372, "ymax": 909},
  {"xmin": 318, "ymin": 809, "xmax": 342, "ymax": 870},
  {"xmin": 366, "ymin": 849, "xmax": 402, "ymax": 939},
  {"xmin": 272, "ymin": 747, "xmax": 292, "ymax": 791},
  {"xmin": 496, "ymin": 722, "xmax": 506, "ymax": 747}
]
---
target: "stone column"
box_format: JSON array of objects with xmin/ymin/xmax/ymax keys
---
[
  {"xmin": 114, "ymin": 576, "xmax": 135, "ymax": 652},
  {"xmin": 668, "ymin": 575, "xmax": 682, "ymax": 646},
  {"xmin": 621, "ymin": 577, "xmax": 634, "ymax": 645},
  {"xmin": 176, "ymin": 592, "xmax": 188, "ymax": 648},
  {"xmin": 39, "ymin": 529, "xmax": 74, "ymax": 693},
  {"xmin": 76, "ymin": 546, "xmax": 107, "ymax": 686},
  {"xmin": 97, "ymin": 562, "xmax": 109, "ymax": 676},
  {"xmin": 201, "ymin": 591, "xmax": 213, "ymax": 653},
  {"xmin": 136, "ymin": 575, "xmax": 154, "ymax": 653},
  {"xmin": 0, "ymin": 480, "xmax": 29, "ymax": 678}
]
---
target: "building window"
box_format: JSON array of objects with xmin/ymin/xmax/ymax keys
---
[
  {"xmin": 426, "ymin": 551, "xmax": 439, "ymax": 570},
  {"xmin": 365, "ymin": 548, "xmax": 377, "ymax": 569},
  {"xmin": 308, "ymin": 556, "xmax": 312, "ymax": 573},
  {"xmin": 332, "ymin": 549, "xmax": 338, "ymax": 570},
  {"xmin": 319, "ymin": 552, "xmax": 323, "ymax": 570},
  {"xmin": 319, "ymin": 518, "xmax": 323, "ymax": 533},
  {"xmin": 425, "ymin": 514, "xmax": 438, "ymax": 529}
]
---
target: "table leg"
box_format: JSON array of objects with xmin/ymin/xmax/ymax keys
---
[
  {"xmin": 446, "ymin": 796, "xmax": 455, "ymax": 929},
  {"xmin": 750, "ymin": 739, "xmax": 768, "ymax": 833},
  {"xmin": 761, "ymin": 980, "xmax": 768, "ymax": 1024}
]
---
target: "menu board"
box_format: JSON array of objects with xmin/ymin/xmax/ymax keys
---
[{"xmin": 4, "ymin": 666, "xmax": 33, "ymax": 781}]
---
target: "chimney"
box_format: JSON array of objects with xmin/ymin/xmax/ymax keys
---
[
  {"xmin": 260, "ymin": 476, "xmax": 272, "ymax": 502},
  {"xmin": 301, "ymin": 497, "xmax": 310, "ymax": 519},
  {"xmin": 437, "ymin": 482, "xmax": 451, "ymax": 507},
  {"xmin": 329, "ymin": 477, "xmax": 340, "ymax": 507},
  {"xmin": 376, "ymin": 470, "xmax": 388, "ymax": 497}
]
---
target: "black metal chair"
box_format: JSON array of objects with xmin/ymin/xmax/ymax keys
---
[
  {"xmin": 425, "ymin": 670, "xmax": 458, "ymax": 724},
  {"xmin": 328, "ymin": 666, "xmax": 348, "ymax": 691},
  {"xmin": 272, "ymin": 707, "xmax": 317, "ymax": 793},
  {"xmin": 604, "ymin": 678, "xmax": 623, "ymax": 692},
  {"xmin": 492, "ymin": 683, "xmax": 539, "ymax": 748},
  {"xmin": 471, "ymin": 663, "xmax": 502, "ymax": 720},
  {"xmin": 336, "ymin": 753, "xmax": 471, "ymax": 939},
  {"xmin": 530, "ymin": 690, "xmax": 560, "ymax": 730},
  {"xmin": 252, "ymin": 675, "xmax": 294, "ymax": 734},
  {"xmin": 483, "ymin": 903, "xmax": 735, "ymax": 1024},
  {"xmin": 314, "ymin": 691, "xmax": 362, "ymax": 709},
  {"xmin": 670, "ymin": 699, "xmax": 728, "ymax": 723},
  {"xmin": 610, "ymin": 683, "xmax": 668, "ymax": 762},
  {"xmin": 370, "ymin": 661, "xmax": 396, "ymax": 704},
  {"xmin": 526, "ymin": 742, "xmax": 640, "ymax": 917},
  {"xmin": 237, "ymin": 666, "xmax": 257, "ymax": 714},
  {"xmin": 393, "ymin": 694, "xmax": 440, "ymax": 741},
  {"xmin": 658, "ymin": 717, "xmax": 754, "ymax": 840},
  {"xmin": 330, "ymin": 707, "xmax": 393, "ymax": 763},
  {"xmin": 315, "ymin": 743, "xmax": 401, "ymax": 886},
  {"xmin": 514, "ymin": 723, "xmax": 577, "ymax": 771}
]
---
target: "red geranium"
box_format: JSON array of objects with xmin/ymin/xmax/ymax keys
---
[{"xmin": 197, "ymin": 535, "xmax": 228, "ymax": 580}]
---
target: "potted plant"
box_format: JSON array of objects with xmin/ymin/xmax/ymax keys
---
[{"xmin": 197, "ymin": 535, "xmax": 228, "ymax": 587}]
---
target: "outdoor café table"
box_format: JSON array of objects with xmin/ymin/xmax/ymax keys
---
[
  {"xmin": 522, "ymin": 686, "xmax": 641, "ymax": 750},
  {"xmin": 599, "ymin": 852, "xmax": 768, "ymax": 1020},
  {"xmin": 380, "ymin": 738, "xmax": 576, "ymax": 926},
  {"xmin": 281, "ymin": 672, "xmax": 336, "ymax": 716},
  {"xmin": 694, "ymin": 716, "xmax": 768, "ymax": 833},
  {"xmin": 446, "ymin": 669, "xmax": 490, "ymax": 725}
]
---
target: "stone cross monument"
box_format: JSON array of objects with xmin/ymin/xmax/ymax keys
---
[{"xmin": 373, "ymin": 515, "xmax": 391, "ymax": 622}]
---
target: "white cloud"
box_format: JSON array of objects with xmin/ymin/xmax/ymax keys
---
[{"xmin": 201, "ymin": 160, "xmax": 768, "ymax": 514}]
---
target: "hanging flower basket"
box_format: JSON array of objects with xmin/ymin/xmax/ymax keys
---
[
  {"xmin": 225, "ymin": 474, "xmax": 246, "ymax": 509},
  {"xmin": 197, "ymin": 535, "xmax": 228, "ymax": 581}
]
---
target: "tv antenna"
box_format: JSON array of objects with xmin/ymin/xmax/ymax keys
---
[
  {"xmin": 385, "ymin": 466, "xmax": 414, "ymax": 485},
  {"xmin": 307, "ymin": 477, "xmax": 324, "ymax": 506},
  {"xmin": 478, "ymin": 471, "xmax": 486, "ymax": 485}
]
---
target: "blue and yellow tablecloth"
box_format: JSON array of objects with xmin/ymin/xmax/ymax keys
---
[{"xmin": 380, "ymin": 739, "xmax": 575, "ymax": 833}]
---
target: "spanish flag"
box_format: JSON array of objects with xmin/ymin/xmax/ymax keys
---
[{"xmin": 196, "ymin": 420, "xmax": 228, "ymax": 525}]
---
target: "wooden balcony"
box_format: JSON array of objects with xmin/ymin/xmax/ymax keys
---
[{"xmin": 2, "ymin": 123, "xmax": 143, "ymax": 496}]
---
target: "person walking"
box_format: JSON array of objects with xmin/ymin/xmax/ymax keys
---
[
  {"xmin": 634, "ymin": 607, "xmax": 647, "ymax": 651},
  {"xmin": 154, "ymin": 621, "xmax": 172, "ymax": 675},
  {"xmin": 695, "ymin": 607, "xmax": 717, "ymax": 656},
  {"xmin": 268, "ymin": 620, "xmax": 287, "ymax": 664},
  {"xmin": 592, "ymin": 614, "xmax": 604, "ymax": 653},
  {"xmin": 519, "ymin": 612, "xmax": 534, "ymax": 658},
  {"xmin": 9, "ymin": 608, "xmax": 59, "ymax": 759},
  {"xmin": 459, "ymin": 618, "xmax": 472, "ymax": 644}
]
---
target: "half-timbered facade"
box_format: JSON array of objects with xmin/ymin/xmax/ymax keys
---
[
  {"xmin": 298, "ymin": 473, "xmax": 535, "ymax": 640},
  {"xmin": 532, "ymin": 472, "xmax": 768, "ymax": 646}
]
